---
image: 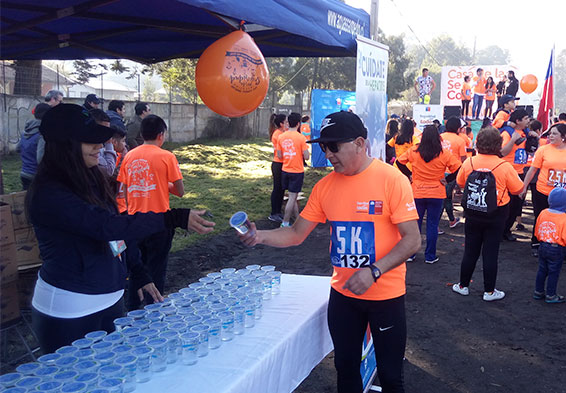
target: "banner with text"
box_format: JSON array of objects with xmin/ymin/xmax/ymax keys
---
[
  {"xmin": 356, "ymin": 36, "xmax": 389, "ymax": 161},
  {"xmin": 413, "ymin": 104, "xmax": 444, "ymax": 131}
]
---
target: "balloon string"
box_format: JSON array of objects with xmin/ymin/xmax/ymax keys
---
[{"xmin": 239, "ymin": 21, "xmax": 246, "ymax": 32}]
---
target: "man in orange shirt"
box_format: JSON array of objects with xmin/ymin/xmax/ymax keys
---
[
  {"xmin": 492, "ymin": 95, "xmax": 519, "ymax": 129},
  {"xmin": 471, "ymin": 68, "xmax": 486, "ymax": 120},
  {"xmin": 441, "ymin": 117, "xmax": 467, "ymax": 229},
  {"xmin": 277, "ymin": 112, "xmax": 310, "ymax": 227},
  {"xmin": 118, "ymin": 115, "xmax": 185, "ymax": 309},
  {"xmin": 238, "ymin": 111, "xmax": 421, "ymax": 393}
]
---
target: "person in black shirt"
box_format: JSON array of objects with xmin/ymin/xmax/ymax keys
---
[
  {"xmin": 496, "ymin": 75, "xmax": 507, "ymax": 108},
  {"xmin": 506, "ymin": 71, "xmax": 519, "ymax": 97}
]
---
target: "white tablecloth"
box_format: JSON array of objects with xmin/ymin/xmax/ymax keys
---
[{"xmin": 136, "ymin": 274, "xmax": 334, "ymax": 393}]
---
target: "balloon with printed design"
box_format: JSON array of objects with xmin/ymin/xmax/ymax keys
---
[
  {"xmin": 520, "ymin": 74, "xmax": 538, "ymax": 94},
  {"xmin": 196, "ymin": 29, "xmax": 269, "ymax": 117}
]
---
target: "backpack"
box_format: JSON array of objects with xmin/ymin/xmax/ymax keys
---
[{"xmin": 461, "ymin": 158, "xmax": 505, "ymax": 214}]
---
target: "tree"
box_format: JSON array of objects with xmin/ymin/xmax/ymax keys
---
[
  {"xmin": 555, "ymin": 49, "xmax": 566, "ymax": 113},
  {"xmin": 142, "ymin": 77, "xmax": 156, "ymax": 101},
  {"xmin": 13, "ymin": 60, "xmax": 42, "ymax": 95},
  {"xmin": 378, "ymin": 31, "xmax": 411, "ymax": 100},
  {"xmin": 72, "ymin": 60, "xmax": 106, "ymax": 84},
  {"xmin": 475, "ymin": 45, "xmax": 510, "ymax": 65},
  {"xmin": 153, "ymin": 59, "xmax": 198, "ymax": 103}
]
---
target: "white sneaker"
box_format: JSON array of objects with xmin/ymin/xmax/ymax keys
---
[
  {"xmin": 452, "ymin": 283, "xmax": 469, "ymax": 296},
  {"xmin": 483, "ymin": 289, "xmax": 505, "ymax": 302},
  {"xmin": 425, "ymin": 257, "xmax": 439, "ymax": 264}
]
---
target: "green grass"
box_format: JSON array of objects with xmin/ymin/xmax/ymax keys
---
[{"xmin": 1, "ymin": 139, "xmax": 331, "ymax": 252}]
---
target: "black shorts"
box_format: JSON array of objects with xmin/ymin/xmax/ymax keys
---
[{"xmin": 281, "ymin": 171, "xmax": 304, "ymax": 193}]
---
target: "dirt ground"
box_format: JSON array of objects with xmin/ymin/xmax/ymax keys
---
[{"xmin": 166, "ymin": 202, "xmax": 566, "ymax": 393}]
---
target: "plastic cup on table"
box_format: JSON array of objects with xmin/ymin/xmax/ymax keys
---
[
  {"xmin": 149, "ymin": 321, "xmax": 168, "ymax": 332},
  {"xmin": 215, "ymin": 278, "xmax": 230, "ymax": 288},
  {"xmin": 249, "ymin": 292, "xmax": 263, "ymax": 320},
  {"xmin": 178, "ymin": 287, "xmax": 195, "ymax": 296},
  {"xmin": 53, "ymin": 369, "xmax": 80, "ymax": 384},
  {"xmin": 75, "ymin": 372, "xmax": 98, "ymax": 389},
  {"xmin": 217, "ymin": 311, "xmax": 235, "ymax": 341},
  {"xmin": 205, "ymin": 283, "xmax": 222, "ymax": 292},
  {"xmin": 221, "ymin": 296, "xmax": 238, "ymax": 308},
  {"xmin": 163, "ymin": 315, "xmax": 184, "ymax": 325},
  {"xmin": 213, "ymin": 289, "xmax": 230, "ymax": 300},
  {"xmin": 168, "ymin": 321, "xmax": 188, "ymax": 334},
  {"xmin": 112, "ymin": 344, "xmax": 133, "ymax": 356},
  {"xmin": 184, "ymin": 315, "xmax": 203, "ymax": 330},
  {"xmin": 210, "ymin": 302, "xmax": 227, "ymax": 315},
  {"xmin": 102, "ymin": 332, "xmax": 124, "ymax": 346},
  {"xmin": 131, "ymin": 319, "xmax": 151, "ymax": 330},
  {"xmin": 115, "ymin": 354, "xmax": 137, "ymax": 393},
  {"xmin": 205, "ymin": 294, "xmax": 221, "ymax": 304},
  {"xmin": 204, "ymin": 317, "xmax": 222, "ymax": 349},
  {"xmin": 60, "ymin": 381, "xmax": 88, "ymax": 393},
  {"xmin": 195, "ymin": 309, "xmax": 213, "ymax": 320},
  {"xmin": 235, "ymin": 268, "xmax": 248, "ymax": 276},
  {"xmin": 98, "ymin": 378, "xmax": 124, "ymax": 393},
  {"xmin": 176, "ymin": 308, "xmax": 195, "ymax": 319},
  {"xmin": 190, "ymin": 324, "xmax": 210, "ymax": 357},
  {"xmin": 121, "ymin": 327, "xmax": 141, "ymax": 341},
  {"xmin": 191, "ymin": 301, "xmax": 209, "ymax": 313},
  {"xmin": 75, "ymin": 348, "xmax": 95, "ymax": 360},
  {"xmin": 160, "ymin": 306, "xmax": 177, "ymax": 316},
  {"xmin": 269, "ymin": 271, "xmax": 282, "ymax": 294},
  {"xmin": 251, "ymin": 270, "xmax": 265, "ymax": 279},
  {"xmin": 36, "ymin": 381, "xmax": 63, "ymax": 392},
  {"xmin": 85, "ymin": 330, "xmax": 107, "ymax": 342},
  {"xmin": 15, "ymin": 361, "xmax": 41, "ymax": 375},
  {"xmin": 207, "ymin": 272, "xmax": 222, "ymax": 280},
  {"xmin": 126, "ymin": 309, "xmax": 147, "ymax": 321},
  {"xmin": 245, "ymin": 264, "xmax": 261, "ymax": 271},
  {"xmin": 230, "ymin": 305, "xmax": 245, "ymax": 335},
  {"xmin": 146, "ymin": 311, "xmax": 163, "ymax": 323},
  {"xmin": 0, "ymin": 372, "xmax": 22, "ymax": 388},
  {"xmin": 3, "ymin": 388, "xmax": 27, "ymax": 393},
  {"xmin": 144, "ymin": 303, "xmax": 163, "ymax": 313},
  {"xmin": 147, "ymin": 338, "xmax": 168, "ymax": 373},
  {"xmin": 259, "ymin": 276, "xmax": 272, "ymax": 300},
  {"xmin": 38, "ymin": 353, "xmax": 62, "ymax": 366},
  {"xmin": 231, "ymin": 279, "xmax": 246, "ymax": 289},
  {"xmin": 199, "ymin": 276, "xmax": 214, "ymax": 285},
  {"xmin": 139, "ymin": 328, "xmax": 160, "ymax": 341},
  {"xmin": 92, "ymin": 341, "xmax": 113, "ymax": 354},
  {"xmin": 99, "ymin": 364, "xmax": 124, "ymax": 379},
  {"xmin": 180, "ymin": 332, "xmax": 199, "ymax": 366},
  {"xmin": 158, "ymin": 330, "xmax": 180, "ymax": 364},
  {"xmin": 126, "ymin": 335, "xmax": 148, "ymax": 347},
  {"xmin": 174, "ymin": 298, "xmax": 192, "ymax": 309},
  {"xmin": 72, "ymin": 337, "xmax": 94, "ymax": 350},
  {"xmin": 56, "ymin": 345, "xmax": 79, "ymax": 356},
  {"xmin": 93, "ymin": 351, "xmax": 116, "ymax": 366},
  {"xmin": 188, "ymin": 282, "xmax": 204, "ymax": 290},
  {"xmin": 15, "ymin": 376, "xmax": 42, "ymax": 390},
  {"xmin": 167, "ymin": 292, "xmax": 185, "ymax": 305},
  {"xmin": 55, "ymin": 355, "xmax": 78, "ymax": 370},
  {"xmin": 35, "ymin": 364, "xmax": 60, "ymax": 379},
  {"xmin": 261, "ymin": 265, "xmax": 275, "ymax": 272},
  {"xmin": 220, "ymin": 267, "xmax": 236, "ymax": 277},
  {"xmin": 131, "ymin": 346, "xmax": 153, "ymax": 383},
  {"xmin": 160, "ymin": 298, "xmax": 173, "ymax": 307},
  {"xmin": 74, "ymin": 359, "xmax": 99, "ymax": 374},
  {"xmin": 242, "ymin": 300, "xmax": 256, "ymax": 328}
]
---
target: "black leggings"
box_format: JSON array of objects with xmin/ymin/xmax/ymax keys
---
[
  {"xmin": 462, "ymin": 100, "xmax": 470, "ymax": 117},
  {"xmin": 504, "ymin": 173, "xmax": 525, "ymax": 234},
  {"xmin": 270, "ymin": 161, "xmax": 284, "ymax": 215},
  {"xmin": 531, "ymin": 187, "xmax": 549, "ymax": 247},
  {"xmin": 459, "ymin": 205, "xmax": 509, "ymax": 292},
  {"xmin": 328, "ymin": 289, "xmax": 406, "ymax": 393},
  {"xmin": 32, "ymin": 297, "xmax": 124, "ymax": 353},
  {"xmin": 484, "ymin": 100, "xmax": 495, "ymax": 118}
]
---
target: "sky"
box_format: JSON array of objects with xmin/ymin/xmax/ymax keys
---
[{"xmin": 345, "ymin": 0, "xmax": 561, "ymax": 82}]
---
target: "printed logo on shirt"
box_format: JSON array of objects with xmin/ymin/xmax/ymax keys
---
[
  {"xmin": 441, "ymin": 139, "xmax": 452, "ymax": 152},
  {"xmin": 537, "ymin": 221, "xmax": 559, "ymax": 243},
  {"xmin": 406, "ymin": 201, "xmax": 416, "ymax": 212},
  {"xmin": 281, "ymin": 138, "xmax": 297, "ymax": 158},
  {"xmin": 356, "ymin": 201, "xmax": 383, "ymax": 215},
  {"xmin": 127, "ymin": 159, "xmax": 156, "ymax": 194},
  {"xmin": 330, "ymin": 221, "xmax": 375, "ymax": 269}
]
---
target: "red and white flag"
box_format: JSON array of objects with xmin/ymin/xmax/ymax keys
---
[{"xmin": 537, "ymin": 49, "xmax": 554, "ymax": 130}]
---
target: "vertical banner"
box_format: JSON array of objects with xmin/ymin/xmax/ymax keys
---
[{"xmin": 356, "ymin": 36, "xmax": 389, "ymax": 161}]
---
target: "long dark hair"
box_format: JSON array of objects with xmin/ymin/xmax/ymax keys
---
[
  {"xmin": 485, "ymin": 76, "xmax": 494, "ymax": 90},
  {"xmin": 396, "ymin": 119, "xmax": 415, "ymax": 145},
  {"xmin": 386, "ymin": 119, "xmax": 399, "ymax": 141},
  {"xmin": 268, "ymin": 113, "xmax": 277, "ymax": 139},
  {"xmin": 416, "ymin": 125, "xmax": 443, "ymax": 162},
  {"xmin": 26, "ymin": 138, "xmax": 117, "ymax": 217}
]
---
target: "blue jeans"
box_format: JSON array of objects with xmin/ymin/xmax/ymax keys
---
[
  {"xmin": 472, "ymin": 94, "xmax": 484, "ymax": 118},
  {"xmin": 535, "ymin": 242, "xmax": 565, "ymax": 296},
  {"xmin": 415, "ymin": 198, "xmax": 444, "ymax": 261}
]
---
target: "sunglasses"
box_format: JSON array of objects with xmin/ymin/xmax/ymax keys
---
[{"xmin": 319, "ymin": 138, "xmax": 356, "ymax": 153}]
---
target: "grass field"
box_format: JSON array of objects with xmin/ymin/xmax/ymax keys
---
[{"xmin": 1, "ymin": 138, "xmax": 330, "ymax": 252}]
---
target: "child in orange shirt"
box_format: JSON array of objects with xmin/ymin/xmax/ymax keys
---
[
  {"xmin": 534, "ymin": 187, "xmax": 566, "ymax": 303},
  {"xmin": 461, "ymin": 76, "xmax": 472, "ymax": 120}
]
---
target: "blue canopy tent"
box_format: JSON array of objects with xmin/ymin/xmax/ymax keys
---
[{"xmin": 0, "ymin": 0, "xmax": 370, "ymax": 61}]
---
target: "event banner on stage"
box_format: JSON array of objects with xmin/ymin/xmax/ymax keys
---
[
  {"xmin": 440, "ymin": 65, "xmax": 520, "ymax": 106},
  {"xmin": 413, "ymin": 104, "xmax": 444, "ymax": 131},
  {"xmin": 356, "ymin": 36, "xmax": 389, "ymax": 161}
]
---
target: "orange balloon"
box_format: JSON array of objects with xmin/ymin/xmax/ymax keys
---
[
  {"xmin": 520, "ymin": 74, "xmax": 538, "ymax": 94},
  {"xmin": 196, "ymin": 30, "xmax": 269, "ymax": 117}
]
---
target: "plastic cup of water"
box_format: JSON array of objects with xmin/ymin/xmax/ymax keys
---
[
  {"xmin": 126, "ymin": 335, "xmax": 148, "ymax": 347},
  {"xmin": 149, "ymin": 321, "xmax": 168, "ymax": 331},
  {"xmin": 60, "ymin": 381, "xmax": 88, "ymax": 393},
  {"xmin": 139, "ymin": 328, "xmax": 160, "ymax": 340},
  {"xmin": 180, "ymin": 332, "xmax": 199, "ymax": 366},
  {"xmin": 74, "ymin": 359, "xmax": 99, "ymax": 374},
  {"xmin": 261, "ymin": 265, "xmax": 275, "ymax": 272},
  {"xmin": 115, "ymin": 354, "xmax": 137, "ymax": 393},
  {"xmin": 174, "ymin": 298, "xmax": 192, "ymax": 309},
  {"xmin": 229, "ymin": 211, "xmax": 253, "ymax": 235},
  {"xmin": 103, "ymin": 332, "xmax": 124, "ymax": 345},
  {"xmin": 188, "ymin": 282, "xmax": 204, "ymax": 290},
  {"xmin": 54, "ymin": 355, "xmax": 79, "ymax": 370},
  {"xmin": 3, "ymin": 388, "xmax": 26, "ymax": 393},
  {"xmin": 220, "ymin": 267, "xmax": 236, "ymax": 276},
  {"xmin": 191, "ymin": 302, "xmax": 209, "ymax": 313},
  {"xmin": 160, "ymin": 306, "xmax": 177, "ymax": 316},
  {"xmin": 147, "ymin": 338, "xmax": 168, "ymax": 373},
  {"xmin": 178, "ymin": 287, "xmax": 195, "ymax": 296},
  {"xmin": 0, "ymin": 372, "xmax": 22, "ymax": 388},
  {"xmin": 169, "ymin": 321, "xmax": 188, "ymax": 334},
  {"xmin": 230, "ymin": 305, "xmax": 245, "ymax": 335},
  {"xmin": 249, "ymin": 292, "xmax": 263, "ymax": 320},
  {"xmin": 204, "ymin": 318, "xmax": 222, "ymax": 349},
  {"xmin": 93, "ymin": 351, "xmax": 116, "ymax": 366},
  {"xmin": 98, "ymin": 377, "xmax": 124, "ymax": 393},
  {"xmin": 56, "ymin": 346, "xmax": 79, "ymax": 356},
  {"xmin": 195, "ymin": 308, "xmax": 213, "ymax": 320},
  {"xmin": 184, "ymin": 315, "xmax": 203, "ymax": 329},
  {"xmin": 99, "ymin": 364, "xmax": 124, "ymax": 380},
  {"xmin": 121, "ymin": 327, "xmax": 141, "ymax": 341},
  {"xmin": 113, "ymin": 316, "xmax": 134, "ymax": 332},
  {"xmin": 199, "ymin": 276, "xmax": 214, "ymax": 285},
  {"xmin": 15, "ymin": 376, "xmax": 42, "ymax": 390},
  {"xmin": 16, "ymin": 362, "xmax": 41, "ymax": 375},
  {"xmin": 92, "ymin": 341, "xmax": 113, "ymax": 353},
  {"xmin": 205, "ymin": 294, "xmax": 221, "ymax": 304},
  {"xmin": 259, "ymin": 276, "xmax": 272, "ymax": 300},
  {"xmin": 205, "ymin": 282, "xmax": 222, "ymax": 292},
  {"xmin": 126, "ymin": 309, "xmax": 147, "ymax": 320},
  {"xmin": 207, "ymin": 272, "xmax": 222, "ymax": 280},
  {"xmin": 37, "ymin": 353, "xmax": 62, "ymax": 366},
  {"xmin": 251, "ymin": 270, "xmax": 265, "ymax": 279},
  {"xmin": 36, "ymin": 381, "xmax": 63, "ymax": 392},
  {"xmin": 75, "ymin": 372, "xmax": 98, "ymax": 389},
  {"xmin": 190, "ymin": 324, "xmax": 210, "ymax": 357},
  {"xmin": 164, "ymin": 315, "xmax": 184, "ymax": 325},
  {"xmin": 217, "ymin": 311, "xmax": 235, "ymax": 341},
  {"xmin": 177, "ymin": 308, "xmax": 194, "ymax": 319},
  {"xmin": 75, "ymin": 348, "xmax": 95, "ymax": 360},
  {"xmin": 34, "ymin": 364, "xmax": 60, "ymax": 379},
  {"xmin": 213, "ymin": 289, "xmax": 230, "ymax": 299},
  {"xmin": 131, "ymin": 319, "xmax": 150, "ymax": 330},
  {"xmin": 72, "ymin": 337, "xmax": 94, "ymax": 349},
  {"xmin": 85, "ymin": 330, "xmax": 107, "ymax": 342},
  {"xmin": 215, "ymin": 278, "xmax": 231, "ymax": 288},
  {"xmin": 158, "ymin": 330, "xmax": 180, "ymax": 364},
  {"xmin": 131, "ymin": 346, "xmax": 153, "ymax": 383},
  {"xmin": 210, "ymin": 302, "xmax": 227, "ymax": 315},
  {"xmin": 269, "ymin": 271, "xmax": 282, "ymax": 294},
  {"xmin": 144, "ymin": 303, "xmax": 162, "ymax": 313},
  {"xmin": 146, "ymin": 311, "xmax": 163, "ymax": 323},
  {"xmin": 53, "ymin": 369, "xmax": 79, "ymax": 384},
  {"xmin": 245, "ymin": 264, "xmax": 261, "ymax": 271},
  {"xmin": 242, "ymin": 300, "xmax": 256, "ymax": 328},
  {"xmin": 112, "ymin": 344, "xmax": 133, "ymax": 356}
]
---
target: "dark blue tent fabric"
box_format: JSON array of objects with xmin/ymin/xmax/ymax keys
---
[{"xmin": 0, "ymin": 0, "xmax": 370, "ymax": 62}]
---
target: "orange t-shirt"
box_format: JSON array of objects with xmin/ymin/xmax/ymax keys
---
[
  {"xmin": 300, "ymin": 123, "xmax": 311, "ymax": 141},
  {"xmin": 485, "ymin": 84, "xmax": 497, "ymax": 101},
  {"xmin": 397, "ymin": 147, "xmax": 461, "ymax": 199},
  {"xmin": 531, "ymin": 144, "xmax": 566, "ymax": 195},
  {"xmin": 501, "ymin": 128, "xmax": 528, "ymax": 174},
  {"xmin": 441, "ymin": 132, "xmax": 467, "ymax": 161},
  {"xmin": 492, "ymin": 110, "xmax": 511, "ymax": 129},
  {"xmin": 388, "ymin": 135, "xmax": 420, "ymax": 171},
  {"xmin": 300, "ymin": 159, "xmax": 419, "ymax": 301},
  {"xmin": 117, "ymin": 144, "xmax": 183, "ymax": 214},
  {"xmin": 459, "ymin": 133, "xmax": 474, "ymax": 158},
  {"xmin": 535, "ymin": 209, "xmax": 566, "ymax": 246},
  {"xmin": 271, "ymin": 129, "xmax": 283, "ymax": 163},
  {"xmin": 461, "ymin": 82, "xmax": 472, "ymax": 100},
  {"xmin": 473, "ymin": 76, "xmax": 487, "ymax": 94},
  {"xmin": 115, "ymin": 152, "xmax": 127, "ymax": 214},
  {"xmin": 456, "ymin": 154, "xmax": 523, "ymax": 206},
  {"xmin": 277, "ymin": 130, "xmax": 308, "ymax": 173}
]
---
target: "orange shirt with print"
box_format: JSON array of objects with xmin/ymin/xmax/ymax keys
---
[
  {"xmin": 271, "ymin": 129, "xmax": 283, "ymax": 163},
  {"xmin": 300, "ymin": 159, "xmax": 419, "ymax": 301},
  {"xmin": 531, "ymin": 144, "xmax": 566, "ymax": 195},
  {"xmin": 473, "ymin": 76, "xmax": 487, "ymax": 94},
  {"xmin": 461, "ymin": 82, "xmax": 472, "ymax": 100},
  {"xmin": 485, "ymin": 84, "xmax": 497, "ymax": 101},
  {"xmin": 277, "ymin": 130, "xmax": 308, "ymax": 173},
  {"xmin": 441, "ymin": 132, "xmax": 467, "ymax": 161},
  {"xmin": 115, "ymin": 151, "xmax": 127, "ymax": 213},
  {"xmin": 492, "ymin": 110, "xmax": 511, "ymax": 129},
  {"xmin": 535, "ymin": 209, "xmax": 566, "ymax": 246},
  {"xmin": 300, "ymin": 123, "xmax": 311, "ymax": 141},
  {"xmin": 398, "ymin": 147, "xmax": 461, "ymax": 199},
  {"xmin": 457, "ymin": 154, "xmax": 523, "ymax": 206},
  {"xmin": 117, "ymin": 144, "xmax": 183, "ymax": 214},
  {"xmin": 501, "ymin": 128, "xmax": 528, "ymax": 174}
]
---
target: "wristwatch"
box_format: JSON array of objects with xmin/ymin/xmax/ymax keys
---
[{"xmin": 367, "ymin": 264, "xmax": 382, "ymax": 282}]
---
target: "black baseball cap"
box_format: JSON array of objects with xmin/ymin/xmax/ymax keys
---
[
  {"xmin": 40, "ymin": 104, "xmax": 114, "ymax": 144},
  {"xmin": 85, "ymin": 94, "xmax": 101, "ymax": 104},
  {"xmin": 308, "ymin": 111, "xmax": 367, "ymax": 144},
  {"xmin": 500, "ymin": 94, "xmax": 519, "ymax": 106}
]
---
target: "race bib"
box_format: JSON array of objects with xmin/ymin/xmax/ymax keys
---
[
  {"xmin": 514, "ymin": 148, "xmax": 528, "ymax": 165},
  {"xmin": 330, "ymin": 221, "xmax": 375, "ymax": 269},
  {"xmin": 109, "ymin": 240, "xmax": 127, "ymax": 257},
  {"xmin": 548, "ymin": 169, "xmax": 566, "ymax": 188}
]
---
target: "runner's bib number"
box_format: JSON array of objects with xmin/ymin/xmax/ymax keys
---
[
  {"xmin": 548, "ymin": 169, "xmax": 566, "ymax": 188},
  {"xmin": 330, "ymin": 221, "xmax": 375, "ymax": 269},
  {"xmin": 514, "ymin": 148, "xmax": 527, "ymax": 165}
]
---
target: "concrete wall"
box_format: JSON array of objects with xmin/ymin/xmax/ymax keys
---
[{"xmin": 0, "ymin": 94, "xmax": 302, "ymax": 153}]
